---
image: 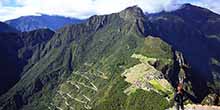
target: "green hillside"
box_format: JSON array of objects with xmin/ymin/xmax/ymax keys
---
[
  {"xmin": 0, "ymin": 6, "xmax": 176, "ymax": 110},
  {"xmin": 1, "ymin": 4, "xmax": 220, "ymax": 110}
]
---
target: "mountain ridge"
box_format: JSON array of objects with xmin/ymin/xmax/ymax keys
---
[
  {"xmin": 0, "ymin": 4, "xmax": 220, "ymax": 110},
  {"xmin": 0, "ymin": 28, "xmax": 55, "ymax": 96},
  {"xmin": 0, "ymin": 22, "xmax": 18, "ymax": 33}
]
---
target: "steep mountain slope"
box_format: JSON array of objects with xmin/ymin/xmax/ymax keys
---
[
  {"xmin": 167, "ymin": 104, "xmax": 220, "ymax": 110},
  {"xmin": 18, "ymin": 29, "xmax": 55, "ymax": 74},
  {"xmin": 0, "ymin": 4, "xmax": 220, "ymax": 110},
  {"xmin": 0, "ymin": 22, "xmax": 20, "ymax": 95},
  {"xmin": 0, "ymin": 29, "xmax": 54, "ymax": 96},
  {"xmin": 147, "ymin": 3, "xmax": 220, "ymax": 103},
  {"xmin": 5, "ymin": 14, "xmax": 84, "ymax": 32},
  {"xmin": 0, "ymin": 6, "xmax": 175, "ymax": 110},
  {"xmin": 0, "ymin": 32, "xmax": 23, "ymax": 95},
  {"xmin": 0, "ymin": 22, "xmax": 18, "ymax": 33}
]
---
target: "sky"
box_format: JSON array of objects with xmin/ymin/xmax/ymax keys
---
[{"xmin": 0, "ymin": 0, "xmax": 219, "ymax": 21}]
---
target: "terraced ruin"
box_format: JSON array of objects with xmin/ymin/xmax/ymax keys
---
[{"xmin": 122, "ymin": 54, "xmax": 174, "ymax": 99}]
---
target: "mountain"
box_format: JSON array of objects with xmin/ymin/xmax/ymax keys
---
[
  {"xmin": 5, "ymin": 14, "xmax": 84, "ymax": 32},
  {"xmin": 0, "ymin": 22, "xmax": 18, "ymax": 33},
  {"xmin": 18, "ymin": 29, "xmax": 55, "ymax": 75},
  {"xmin": 148, "ymin": 3, "xmax": 220, "ymax": 102},
  {"xmin": 0, "ymin": 32, "xmax": 23, "ymax": 95},
  {"xmin": 0, "ymin": 22, "xmax": 20, "ymax": 95},
  {"xmin": 0, "ymin": 29, "xmax": 54, "ymax": 96},
  {"xmin": 0, "ymin": 4, "xmax": 220, "ymax": 110}
]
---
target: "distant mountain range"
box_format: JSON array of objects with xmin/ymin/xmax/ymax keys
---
[
  {"xmin": 5, "ymin": 14, "xmax": 84, "ymax": 32},
  {"xmin": 0, "ymin": 3, "xmax": 220, "ymax": 110}
]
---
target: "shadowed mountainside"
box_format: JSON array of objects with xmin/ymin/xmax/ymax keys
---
[
  {"xmin": 147, "ymin": 3, "xmax": 220, "ymax": 102},
  {"xmin": 0, "ymin": 22, "xmax": 18, "ymax": 33},
  {"xmin": 0, "ymin": 28, "xmax": 55, "ymax": 96}
]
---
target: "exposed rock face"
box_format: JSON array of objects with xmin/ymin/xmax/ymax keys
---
[
  {"xmin": 119, "ymin": 6, "xmax": 145, "ymax": 21},
  {"xmin": 175, "ymin": 51, "xmax": 187, "ymax": 82},
  {"xmin": 202, "ymin": 93, "xmax": 220, "ymax": 105},
  {"xmin": 119, "ymin": 6, "xmax": 150, "ymax": 36}
]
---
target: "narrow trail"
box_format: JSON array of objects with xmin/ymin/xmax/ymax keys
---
[
  {"xmin": 167, "ymin": 104, "xmax": 220, "ymax": 110},
  {"xmin": 49, "ymin": 71, "xmax": 101, "ymax": 110},
  {"xmin": 185, "ymin": 105, "xmax": 220, "ymax": 110}
]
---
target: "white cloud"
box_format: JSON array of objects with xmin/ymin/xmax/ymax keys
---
[
  {"xmin": 191, "ymin": 0, "xmax": 220, "ymax": 14},
  {"xmin": 0, "ymin": 0, "xmax": 220, "ymax": 21}
]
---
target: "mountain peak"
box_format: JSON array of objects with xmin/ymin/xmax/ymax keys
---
[
  {"xmin": 181, "ymin": 3, "xmax": 193, "ymax": 8},
  {"xmin": 119, "ymin": 5, "xmax": 145, "ymax": 21},
  {"xmin": 123, "ymin": 5, "xmax": 142, "ymax": 12},
  {"xmin": 179, "ymin": 3, "xmax": 212, "ymax": 13}
]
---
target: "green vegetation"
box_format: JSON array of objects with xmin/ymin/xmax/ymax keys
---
[
  {"xmin": 131, "ymin": 53, "xmax": 157, "ymax": 63},
  {"xmin": 92, "ymin": 77, "xmax": 170, "ymax": 110},
  {"xmin": 135, "ymin": 36, "xmax": 173, "ymax": 59},
  {"xmin": 0, "ymin": 7, "xmax": 175, "ymax": 110},
  {"xmin": 125, "ymin": 89, "xmax": 170, "ymax": 110},
  {"xmin": 2, "ymin": 5, "xmax": 220, "ymax": 110},
  {"xmin": 149, "ymin": 79, "xmax": 174, "ymax": 98},
  {"xmin": 48, "ymin": 31, "xmax": 174, "ymax": 110}
]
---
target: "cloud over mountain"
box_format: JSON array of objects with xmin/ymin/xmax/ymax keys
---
[{"xmin": 0, "ymin": 0, "xmax": 219, "ymax": 21}]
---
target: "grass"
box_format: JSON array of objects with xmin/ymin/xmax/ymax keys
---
[
  {"xmin": 131, "ymin": 53, "xmax": 157, "ymax": 63},
  {"xmin": 4, "ymin": 12, "xmax": 176, "ymax": 110},
  {"xmin": 125, "ymin": 89, "xmax": 170, "ymax": 110},
  {"xmin": 149, "ymin": 79, "xmax": 174, "ymax": 98}
]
